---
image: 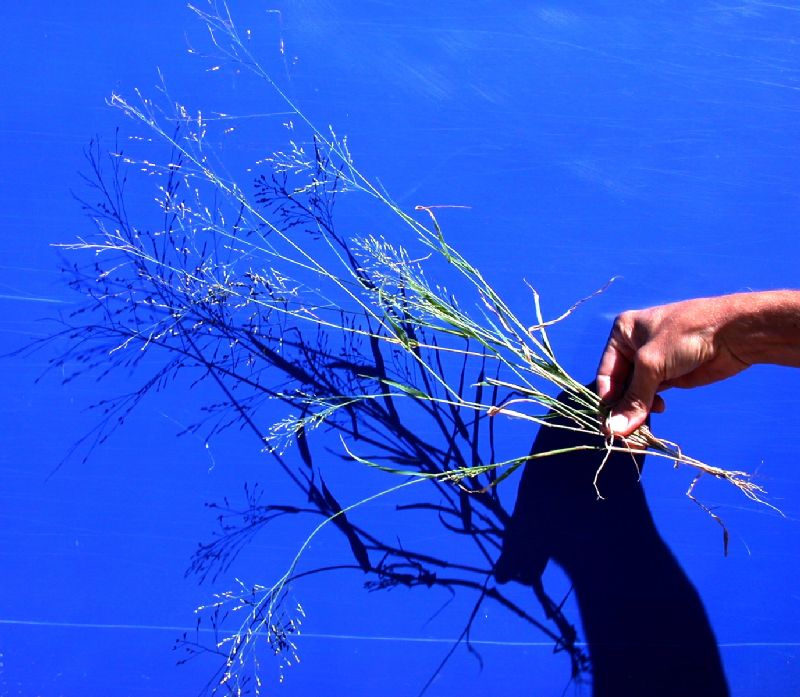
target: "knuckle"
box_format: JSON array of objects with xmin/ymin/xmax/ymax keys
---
[
  {"xmin": 635, "ymin": 346, "xmax": 662, "ymax": 373},
  {"xmin": 627, "ymin": 394, "xmax": 651, "ymax": 413},
  {"xmin": 613, "ymin": 310, "xmax": 636, "ymax": 334}
]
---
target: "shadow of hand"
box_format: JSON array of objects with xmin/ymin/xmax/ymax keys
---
[{"xmin": 495, "ymin": 387, "xmax": 729, "ymax": 697}]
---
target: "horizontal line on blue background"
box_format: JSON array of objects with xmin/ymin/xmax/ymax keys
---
[
  {"xmin": 0, "ymin": 618, "xmax": 798, "ymax": 648},
  {"xmin": 0, "ymin": 294, "xmax": 71, "ymax": 304}
]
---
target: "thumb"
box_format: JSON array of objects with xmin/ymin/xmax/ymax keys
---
[{"xmin": 607, "ymin": 354, "xmax": 660, "ymax": 437}]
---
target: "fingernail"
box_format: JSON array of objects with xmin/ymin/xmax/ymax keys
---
[
  {"xmin": 608, "ymin": 413, "xmax": 628, "ymax": 435},
  {"xmin": 596, "ymin": 375, "xmax": 610, "ymax": 399}
]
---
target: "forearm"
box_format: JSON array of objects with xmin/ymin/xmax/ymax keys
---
[{"xmin": 718, "ymin": 290, "xmax": 800, "ymax": 368}]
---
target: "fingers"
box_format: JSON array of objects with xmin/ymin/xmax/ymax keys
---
[
  {"xmin": 595, "ymin": 335, "xmax": 632, "ymax": 404},
  {"xmin": 596, "ymin": 312, "xmax": 670, "ymax": 436},
  {"xmin": 607, "ymin": 349, "xmax": 661, "ymax": 436}
]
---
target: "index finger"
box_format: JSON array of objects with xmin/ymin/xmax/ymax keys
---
[{"xmin": 595, "ymin": 334, "xmax": 633, "ymax": 404}]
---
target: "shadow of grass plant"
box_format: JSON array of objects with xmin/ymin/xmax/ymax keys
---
[{"xmin": 43, "ymin": 1, "xmax": 774, "ymax": 694}]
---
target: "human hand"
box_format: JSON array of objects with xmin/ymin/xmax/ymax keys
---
[{"xmin": 595, "ymin": 296, "xmax": 751, "ymax": 437}]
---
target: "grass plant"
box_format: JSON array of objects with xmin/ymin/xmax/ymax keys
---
[{"xmin": 42, "ymin": 2, "xmax": 773, "ymax": 693}]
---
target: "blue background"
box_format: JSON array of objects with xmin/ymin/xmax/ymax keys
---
[{"xmin": 1, "ymin": 1, "xmax": 800, "ymax": 695}]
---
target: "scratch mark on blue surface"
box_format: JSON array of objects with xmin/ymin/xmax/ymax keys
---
[
  {"xmin": 0, "ymin": 618, "xmax": 575, "ymax": 645},
  {"xmin": 0, "ymin": 618, "xmax": 797, "ymax": 649},
  {"xmin": 0, "ymin": 294, "xmax": 69, "ymax": 304}
]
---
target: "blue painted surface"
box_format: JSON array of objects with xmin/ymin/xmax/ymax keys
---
[{"xmin": 1, "ymin": 2, "xmax": 799, "ymax": 695}]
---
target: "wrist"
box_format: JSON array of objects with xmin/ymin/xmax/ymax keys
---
[{"xmin": 718, "ymin": 290, "xmax": 800, "ymax": 367}]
